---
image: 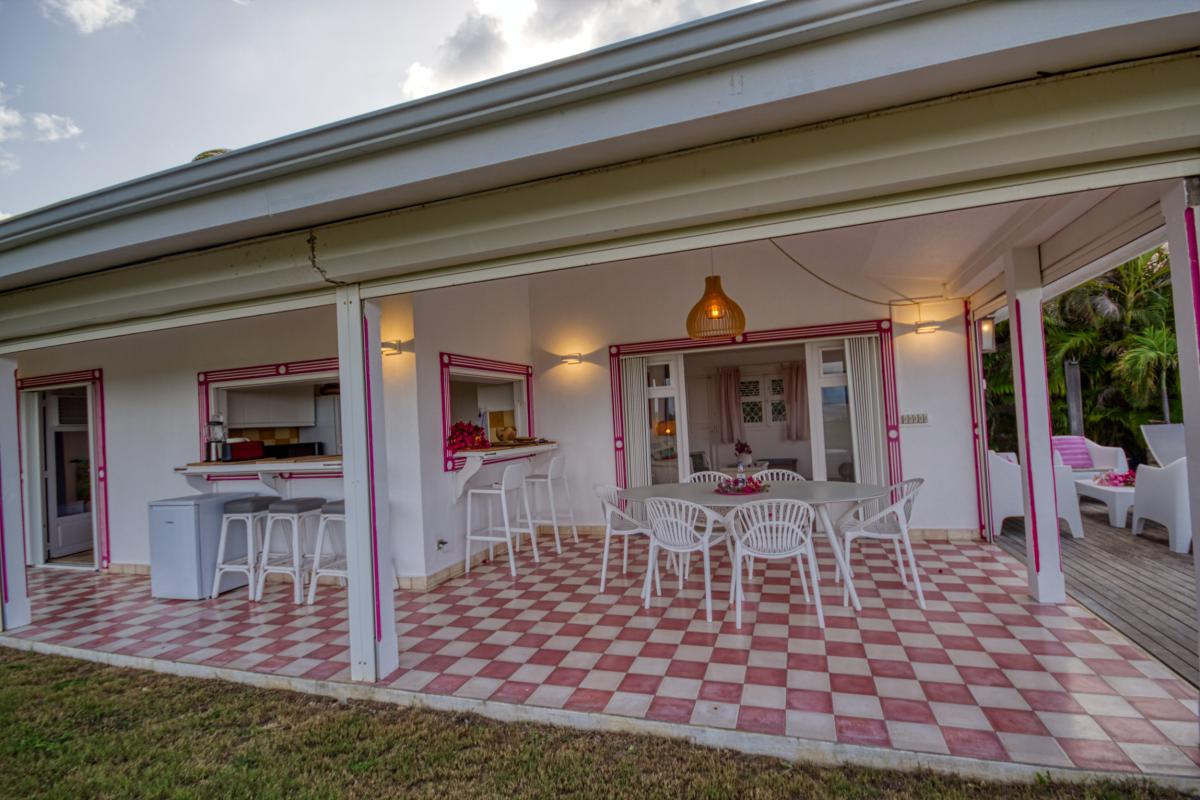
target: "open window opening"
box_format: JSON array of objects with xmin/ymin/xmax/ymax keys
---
[{"xmin": 202, "ymin": 367, "xmax": 342, "ymax": 462}]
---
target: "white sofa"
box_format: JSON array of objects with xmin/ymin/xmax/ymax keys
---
[
  {"xmin": 1132, "ymin": 458, "xmax": 1191, "ymax": 553},
  {"xmin": 1051, "ymin": 435, "xmax": 1128, "ymax": 476},
  {"xmin": 988, "ymin": 451, "xmax": 1083, "ymax": 539}
]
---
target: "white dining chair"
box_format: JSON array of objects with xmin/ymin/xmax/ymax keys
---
[
  {"xmin": 593, "ymin": 484, "xmax": 652, "ymax": 591},
  {"xmin": 465, "ymin": 462, "xmax": 539, "ymax": 578},
  {"xmin": 753, "ymin": 468, "xmax": 807, "ymax": 482},
  {"xmin": 836, "ymin": 478, "xmax": 926, "ymax": 609},
  {"xmin": 688, "ymin": 470, "xmax": 727, "ymax": 484},
  {"xmin": 728, "ymin": 498, "xmax": 823, "ymax": 629},
  {"xmin": 643, "ymin": 497, "xmax": 733, "ymax": 623}
]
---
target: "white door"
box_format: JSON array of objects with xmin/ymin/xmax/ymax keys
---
[
  {"xmin": 43, "ymin": 389, "xmax": 95, "ymax": 559},
  {"xmin": 806, "ymin": 341, "xmax": 857, "ymax": 482},
  {"xmin": 644, "ymin": 355, "xmax": 689, "ymax": 483}
]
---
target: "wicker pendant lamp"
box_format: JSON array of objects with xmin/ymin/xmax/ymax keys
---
[{"xmin": 686, "ymin": 269, "xmax": 746, "ymax": 339}]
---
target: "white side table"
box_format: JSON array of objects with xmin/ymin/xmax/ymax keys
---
[{"xmin": 1074, "ymin": 479, "xmax": 1135, "ymax": 528}]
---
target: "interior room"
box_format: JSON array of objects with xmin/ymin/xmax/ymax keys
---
[
  {"xmin": 212, "ymin": 378, "xmax": 342, "ymax": 458},
  {"xmin": 683, "ymin": 343, "xmax": 814, "ymax": 479}
]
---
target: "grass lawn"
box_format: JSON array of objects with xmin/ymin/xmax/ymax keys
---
[{"xmin": 0, "ymin": 647, "xmax": 1191, "ymax": 799}]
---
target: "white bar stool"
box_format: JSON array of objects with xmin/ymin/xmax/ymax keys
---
[
  {"xmin": 308, "ymin": 499, "xmax": 347, "ymax": 605},
  {"xmin": 257, "ymin": 497, "xmax": 324, "ymax": 604},
  {"xmin": 522, "ymin": 455, "xmax": 579, "ymax": 554},
  {"xmin": 212, "ymin": 495, "xmax": 277, "ymax": 600},
  {"xmin": 465, "ymin": 462, "xmax": 539, "ymax": 578}
]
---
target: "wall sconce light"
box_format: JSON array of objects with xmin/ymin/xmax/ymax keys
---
[
  {"xmin": 978, "ymin": 319, "xmax": 997, "ymax": 353},
  {"xmin": 381, "ymin": 340, "xmax": 406, "ymax": 356},
  {"xmin": 913, "ymin": 303, "xmax": 939, "ymax": 334},
  {"xmin": 560, "ymin": 353, "xmax": 583, "ymax": 365}
]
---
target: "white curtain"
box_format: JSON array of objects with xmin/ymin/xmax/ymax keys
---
[
  {"xmin": 621, "ymin": 356, "xmax": 651, "ymax": 488},
  {"xmin": 846, "ymin": 337, "xmax": 888, "ymax": 487},
  {"xmin": 783, "ymin": 361, "xmax": 809, "ymax": 441},
  {"xmin": 716, "ymin": 366, "xmax": 744, "ymax": 444}
]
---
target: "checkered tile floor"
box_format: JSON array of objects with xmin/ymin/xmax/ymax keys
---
[
  {"xmin": 10, "ymin": 536, "xmax": 1200, "ymax": 777},
  {"xmin": 385, "ymin": 537, "xmax": 1200, "ymax": 777},
  {"xmin": 12, "ymin": 569, "xmax": 352, "ymax": 681}
]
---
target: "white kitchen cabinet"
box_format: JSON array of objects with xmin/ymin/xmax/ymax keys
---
[{"xmin": 224, "ymin": 383, "xmax": 316, "ymax": 428}]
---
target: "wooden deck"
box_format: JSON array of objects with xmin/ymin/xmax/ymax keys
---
[{"xmin": 997, "ymin": 499, "xmax": 1199, "ymax": 687}]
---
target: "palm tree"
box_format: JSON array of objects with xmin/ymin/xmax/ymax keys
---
[{"xmin": 1114, "ymin": 326, "xmax": 1178, "ymax": 422}]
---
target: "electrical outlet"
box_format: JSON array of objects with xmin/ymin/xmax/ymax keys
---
[{"xmin": 900, "ymin": 412, "xmax": 929, "ymax": 426}]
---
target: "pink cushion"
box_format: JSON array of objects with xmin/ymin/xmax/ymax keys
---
[{"xmin": 1052, "ymin": 436, "xmax": 1093, "ymax": 469}]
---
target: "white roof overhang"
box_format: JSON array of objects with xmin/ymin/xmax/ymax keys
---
[{"xmin": 2, "ymin": 0, "xmax": 1199, "ymax": 292}]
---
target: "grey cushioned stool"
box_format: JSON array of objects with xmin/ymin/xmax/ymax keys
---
[
  {"xmin": 308, "ymin": 499, "xmax": 348, "ymax": 605},
  {"xmin": 212, "ymin": 495, "xmax": 279, "ymax": 600},
  {"xmin": 257, "ymin": 497, "xmax": 325, "ymax": 603}
]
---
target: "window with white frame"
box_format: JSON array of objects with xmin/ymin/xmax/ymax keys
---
[{"xmin": 739, "ymin": 373, "xmax": 786, "ymax": 427}]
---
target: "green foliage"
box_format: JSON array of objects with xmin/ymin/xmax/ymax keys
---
[{"xmin": 985, "ymin": 246, "xmax": 1179, "ymax": 463}]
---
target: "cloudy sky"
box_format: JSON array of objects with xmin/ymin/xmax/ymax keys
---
[{"xmin": 0, "ymin": 0, "xmax": 756, "ymax": 221}]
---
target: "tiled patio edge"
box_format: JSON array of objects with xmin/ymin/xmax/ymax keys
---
[{"xmin": 4, "ymin": 635, "xmax": 1196, "ymax": 794}]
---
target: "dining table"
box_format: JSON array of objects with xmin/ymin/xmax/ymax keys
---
[{"xmin": 618, "ymin": 480, "xmax": 890, "ymax": 612}]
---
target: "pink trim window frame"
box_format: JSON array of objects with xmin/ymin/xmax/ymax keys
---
[
  {"xmin": 440, "ymin": 352, "xmax": 535, "ymax": 472},
  {"xmin": 16, "ymin": 369, "xmax": 112, "ymax": 569},
  {"xmin": 197, "ymin": 356, "xmax": 341, "ymax": 482},
  {"xmin": 608, "ymin": 319, "xmax": 902, "ymax": 488}
]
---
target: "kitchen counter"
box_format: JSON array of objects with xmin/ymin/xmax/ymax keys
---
[
  {"xmin": 451, "ymin": 442, "xmax": 557, "ymax": 498},
  {"xmin": 175, "ymin": 456, "xmax": 342, "ymax": 492}
]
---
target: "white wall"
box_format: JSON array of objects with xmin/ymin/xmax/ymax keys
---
[
  {"xmin": 892, "ymin": 300, "xmax": 979, "ymax": 532},
  {"xmin": 378, "ymin": 295, "xmax": 426, "ymax": 579},
  {"xmin": 406, "ymin": 277, "xmax": 537, "ymax": 578},
  {"xmin": 526, "ymin": 249, "xmax": 979, "ymax": 532},
  {"xmin": 15, "ymin": 307, "xmax": 338, "ymax": 566}
]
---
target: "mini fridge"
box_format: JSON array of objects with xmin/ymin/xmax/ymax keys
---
[{"xmin": 148, "ymin": 493, "xmax": 255, "ymax": 599}]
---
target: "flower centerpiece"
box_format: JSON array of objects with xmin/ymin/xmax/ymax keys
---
[
  {"xmin": 1094, "ymin": 469, "xmax": 1135, "ymax": 487},
  {"xmin": 734, "ymin": 439, "xmax": 753, "ymax": 466},
  {"xmin": 715, "ymin": 473, "xmax": 768, "ymax": 496},
  {"xmin": 447, "ymin": 420, "xmax": 490, "ymax": 452}
]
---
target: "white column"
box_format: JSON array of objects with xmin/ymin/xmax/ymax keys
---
[
  {"xmin": 1004, "ymin": 248, "xmax": 1066, "ymax": 603},
  {"xmin": 1161, "ymin": 179, "xmax": 1200, "ymax": 640},
  {"xmin": 335, "ymin": 286, "xmax": 399, "ymax": 681},
  {"xmin": 0, "ymin": 358, "xmax": 31, "ymax": 631}
]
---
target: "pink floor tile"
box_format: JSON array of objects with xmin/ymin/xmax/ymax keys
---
[{"xmin": 13, "ymin": 537, "xmax": 1199, "ymax": 780}]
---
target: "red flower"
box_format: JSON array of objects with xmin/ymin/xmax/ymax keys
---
[{"xmin": 447, "ymin": 421, "xmax": 490, "ymax": 451}]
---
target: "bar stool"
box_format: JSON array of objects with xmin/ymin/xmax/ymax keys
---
[
  {"xmin": 521, "ymin": 455, "xmax": 579, "ymax": 554},
  {"xmin": 257, "ymin": 497, "xmax": 324, "ymax": 603},
  {"xmin": 308, "ymin": 499, "xmax": 347, "ymax": 605},
  {"xmin": 212, "ymin": 495, "xmax": 277, "ymax": 600},
  {"xmin": 465, "ymin": 462, "xmax": 539, "ymax": 578}
]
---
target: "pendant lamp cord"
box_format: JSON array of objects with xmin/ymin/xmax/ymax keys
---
[{"xmin": 766, "ymin": 238, "xmax": 929, "ymax": 308}]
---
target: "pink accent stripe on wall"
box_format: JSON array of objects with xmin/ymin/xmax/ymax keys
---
[
  {"xmin": 879, "ymin": 320, "xmax": 903, "ymax": 484},
  {"xmin": 1187, "ymin": 207, "xmax": 1200, "ymax": 368},
  {"xmin": 1013, "ymin": 299, "xmax": 1041, "ymax": 573},
  {"xmin": 610, "ymin": 348, "xmax": 626, "ymax": 488},
  {"xmin": 362, "ymin": 317, "xmax": 383, "ymax": 642},
  {"xmin": 0, "ymin": 372, "xmax": 9, "ymax": 603}
]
